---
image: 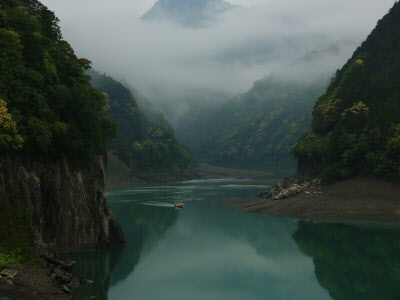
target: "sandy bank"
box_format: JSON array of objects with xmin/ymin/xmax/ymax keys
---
[
  {"xmin": 0, "ymin": 265, "xmax": 69, "ymax": 300},
  {"xmin": 241, "ymin": 178, "xmax": 400, "ymax": 221},
  {"xmin": 196, "ymin": 163, "xmax": 274, "ymax": 179}
]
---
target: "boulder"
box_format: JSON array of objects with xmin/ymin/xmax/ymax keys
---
[{"xmin": 0, "ymin": 269, "xmax": 18, "ymax": 279}]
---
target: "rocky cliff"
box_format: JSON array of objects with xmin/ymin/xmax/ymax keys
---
[{"xmin": 0, "ymin": 155, "xmax": 124, "ymax": 253}]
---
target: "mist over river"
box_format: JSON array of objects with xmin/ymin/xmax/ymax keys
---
[{"xmin": 68, "ymin": 178, "xmax": 400, "ymax": 300}]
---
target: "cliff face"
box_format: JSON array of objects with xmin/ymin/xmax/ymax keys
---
[{"xmin": 0, "ymin": 155, "xmax": 124, "ymax": 253}]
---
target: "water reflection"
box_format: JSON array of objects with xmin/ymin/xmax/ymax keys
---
[
  {"xmin": 107, "ymin": 200, "xmax": 327, "ymax": 300},
  {"xmin": 68, "ymin": 245, "xmax": 123, "ymax": 300},
  {"xmin": 69, "ymin": 181, "xmax": 400, "ymax": 299},
  {"xmin": 71, "ymin": 204, "xmax": 179, "ymax": 299},
  {"xmin": 293, "ymin": 221, "xmax": 400, "ymax": 300},
  {"xmin": 110, "ymin": 204, "xmax": 179, "ymax": 285}
]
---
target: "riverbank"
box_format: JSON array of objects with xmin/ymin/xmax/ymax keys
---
[
  {"xmin": 0, "ymin": 265, "xmax": 68, "ymax": 300},
  {"xmin": 241, "ymin": 178, "xmax": 400, "ymax": 221},
  {"xmin": 0, "ymin": 257, "xmax": 95, "ymax": 300},
  {"xmin": 196, "ymin": 163, "xmax": 283, "ymax": 179},
  {"xmin": 105, "ymin": 152, "xmax": 199, "ymax": 187},
  {"xmin": 105, "ymin": 159, "xmax": 283, "ymax": 187}
]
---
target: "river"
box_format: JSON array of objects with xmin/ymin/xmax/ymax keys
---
[{"xmin": 69, "ymin": 178, "xmax": 400, "ymax": 300}]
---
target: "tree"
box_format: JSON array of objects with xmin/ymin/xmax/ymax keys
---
[{"xmin": 0, "ymin": 99, "xmax": 23, "ymax": 150}]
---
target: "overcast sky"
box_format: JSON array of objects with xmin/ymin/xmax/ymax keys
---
[{"xmin": 41, "ymin": 0, "xmax": 397, "ymax": 107}]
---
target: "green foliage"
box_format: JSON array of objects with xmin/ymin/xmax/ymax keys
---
[
  {"xmin": 0, "ymin": 98, "xmax": 23, "ymax": 150},
  {"xmin": 293, "ymin": 221, "xmax": 400, "ymax": 300},
  {"xmin": 0, "ymin": 0, "xmax": 115, "ymax": 159},
  {"xmin": 182, "ymin": 73, "xmax": 327, "ymax": 169},
  {"xmin": 293, "ymin": 2, "xmax": 400, "ymax": 181},
  {"xmin": 89, "ymin": 71, "xmax": 195, "ymax": 178},
  {"xmin": 0, "ymin": 249, "xmax": 24, "ymax": 266}
]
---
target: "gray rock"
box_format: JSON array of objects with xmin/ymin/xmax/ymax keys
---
[
  {"xmin": 69, "ymin": 277, "xmax": 80, "ymax": 290},
  {"xmin": 0, "ymin": 155, "xmax": 125, "ymax": 253},
  {"xmin": 5, "ymin": 279, "xmax": 13, "ymax": 285},
  {"xmin": 44, "ymin": 256, "xmax": 76, "ymax": 271},
  {"xmin": 0, "ymin": 269, "xmax": 18, "ymax": 279},
  {"xmin": 61, "ymin": 285, "xmax": 71, "ymax": 294}
]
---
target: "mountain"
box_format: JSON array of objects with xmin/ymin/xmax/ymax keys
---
[
  {"xmin": 141, "ymin": 0, "xmax": 233, "ymax": 28},
  {"xmin": 88, "ymin": 71, "xmax": 197, "ymax": 183},
  {"xmin": 0, "ymin": 0, "xmax": 124, "ymax": 262},
  {"xmin": 181, "ymin": 44, "xmax": 351, "ymax": 169},
  {"xmin": 293, "ymin": 2, "xmax": 400, "ymax": 181}
]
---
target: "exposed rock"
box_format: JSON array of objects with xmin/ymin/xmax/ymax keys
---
[
  {"xmin": 0, "ymin": 155, "xmax": 125, "ymax": 253},
  {"xmin": 5, "ymin": 279, "xmax": 13, "ymax": 285},
  {"xmin": 0, "ymin": 264, "xmax": 71, "ymax": 299},
  {"xmin": 43, "ymin": 256, "xmax": 76, "ymax": 270},
  {"xmin": 60, "ymin": 285, "xmax": 71, "ymax": 294},
  {"xmin": 258, "ymin": 176, "xmax": 323, "ymax": 200},
  {"xmin": 0, "ymin": 269, "xmax": 18, "ymax": 279}
]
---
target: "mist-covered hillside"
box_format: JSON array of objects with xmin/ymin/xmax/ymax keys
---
[
  {"xmin": 141, "ymin": 0, "xmax": 233, "ymax": 27},
  {"xmin": 89, "ymin": 71, "xmax": 197, "ymax": 183},
  {"xmin": 0, "ymin": 0, "xmax": 124, "ymax": 263},
  {"xmin": 181, "ymin": 45, "xmax": 351, "ymax": 169},
  {"xmin": 293, "ymin": 2, "xmax": 400, "ymax": 181}
]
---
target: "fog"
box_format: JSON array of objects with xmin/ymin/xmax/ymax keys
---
[{"xmin": 41, "ymin": 0, "xmax": 396, "ymax": 115}]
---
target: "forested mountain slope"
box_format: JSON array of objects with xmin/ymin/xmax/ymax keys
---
[
  {"xmin": 89, "ymin": 71, "xmax": 197, "ymax": 183},
  {"xmin": 293, "ymin": 2, "xmax": 400, "ymax": 181},
  {"xmin": 183, "ymin": 45, "xmax": 350, "ymax": 169},
  {"xmin": 0, "ymin": 0, "xmax": 124, "ymax": 260},
  {"xmin": 0, "ymin": 1, "xmax": 115, "ymax": 158}
]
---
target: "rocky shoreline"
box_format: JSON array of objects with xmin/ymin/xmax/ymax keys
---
[
  {"xmin": 0, "ymin": 256, "xmax": 95, "ymax": 300},
  {"xmin": 243, "ymin": 177, "xmax": 400, "ymax": 221},
  {"xmin": 257, "ymin": 176, "xmax": 322, "ymax": 200}
]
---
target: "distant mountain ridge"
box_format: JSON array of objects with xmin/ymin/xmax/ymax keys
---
[
  {"xmin": 179, "ymin": 44, "xmax": 351, "ymax": 169},
  {"xmin": 141, "ymin": 0, "xmax": 233, "ymax": 27},
  {"xmin": 89, "ymin": 71, "xmax": 197, "ymax": 184}
]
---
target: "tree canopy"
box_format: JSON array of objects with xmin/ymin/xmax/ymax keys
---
[
  {"xmin": 293, "ymin": 2, "xmax": 400, "ymax": 181},
  {"xmin": 89, "ymin": 71, "xmax": 195, "ymax": 180},
  {"xmin": 0, "ymin": 0, "xmax": 115, "ymax": 159}
]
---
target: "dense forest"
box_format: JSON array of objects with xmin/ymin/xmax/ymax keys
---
[
  {"xmin": 0, "ymin": 0, "xmax": 118, "ymax": 262},
  {"xmin": 0, "ymin": 0, "xmax": 115, "ymax": 160},
  {"xmin": 293, "ymin": 2, "xmax": 400, "ymax": 181},
  {"xmin": 89, "ymin": 71, "xmax": 196, "ymax": 182},
  {"xmin": 181, "ymin": 46, "xmax": 348, "ymax": 169}
]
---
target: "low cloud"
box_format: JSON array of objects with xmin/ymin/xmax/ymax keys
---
[{"xmin": 41, "ymin": 0, "xmax": 396, "ymax": 110}]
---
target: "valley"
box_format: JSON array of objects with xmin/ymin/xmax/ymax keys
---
[{"xmin": 1, "ymin": 0, "xmax": 400, "ymax": 299}]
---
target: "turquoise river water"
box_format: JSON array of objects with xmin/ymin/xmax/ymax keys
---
[{"xmin": 69, "ymin": 178, "xmax": 400, "ymax": 300}]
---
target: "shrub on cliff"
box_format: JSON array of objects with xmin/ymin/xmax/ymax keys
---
[{"xmin": 0, "ymin": 99, "xmax": 23, "ymax": 150}]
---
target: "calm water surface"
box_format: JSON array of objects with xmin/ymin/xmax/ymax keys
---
[{"xmin": 70, "ymin": 178, "xmax": 400, "ymax": 300}]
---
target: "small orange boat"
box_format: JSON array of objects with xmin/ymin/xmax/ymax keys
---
[{"xmin": 174, "ymin": 203, "xmax": 184, "ymax": 209}]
